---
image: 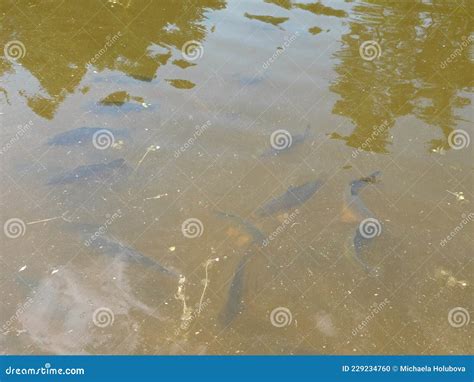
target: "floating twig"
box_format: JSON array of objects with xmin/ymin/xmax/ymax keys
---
[
  {"xmin": 198, "ymin": 258, "xmax": 219, "ymax": 315},
  {"xmin": 135, "ymin": 145, "xmax": 160, "ymax": 171}
]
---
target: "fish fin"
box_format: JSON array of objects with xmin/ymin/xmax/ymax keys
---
[
  {"xmin": 341, "ymin": 204, "xmax": 360, "ymax": 223},
  {"xmin": 236, "ymin": 234, "xmax": 251, "ymax": 247}
]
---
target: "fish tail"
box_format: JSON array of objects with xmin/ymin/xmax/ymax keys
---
[{"xmin": 219, "ymin": 255, "xmax": 249, "ymax": 326}]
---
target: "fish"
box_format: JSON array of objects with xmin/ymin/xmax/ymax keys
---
[
  {"xmin": 353, "ymin": 228, "xmax": 379, "ymax": 276},
  {"xmin": 261, "ymin": 125, "xmax": 312, "ymax": 157},
  {"xmin": 352, "ymin": 228, "xmax": 382, "ymax": 277},
  {"xmin": 215, "ymin": 212, "xmax": 268, "ymax": 326},
  {"xmin": 74, "ymin": 223, "xmax": 178, "ymax": 277},
  {"xmin": 342, "ymin": 171, "xmax": 381, "ymax": 222},
  {"xmin": 214, "ymin": 210, "xmax": 266, "ymax": 247},
  {"xmin": 350, "ymin": 171, "xmax": 381, "ymax": 196},
  {"xmin": 258, "ymin": 176, "xmax": 325, "ymax": 216},
  {"xmin": 47, "ymin": 158, "xmax": 129, "ymax": 185},
  {"xmin": 232, "ymin": 73, "xmax": 264, "ymax": 86},
  {"xmin": 345, "ymin": 171, "xmax": 382, "ymax": 275},
  {"xmin": 219, "ymin": 251, "xmax": 250, "ymax": 326},
  {"xmin": 47, "ymin": 127, "xmax": 129, "ymax": 146}
]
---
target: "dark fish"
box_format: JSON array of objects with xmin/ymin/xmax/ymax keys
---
[
  {"xmin": 219, "ymin": 251, "xmax": 250, "ymax": 326},
  {"xmin": 349, "ymin": 171, "xmax": 382, "ymax": 276},
  {"xmin": 47, "ymin": 158, "xmax": 129, "ymax": 185},
  {"xmin": 350, "ymin": 171, "xmax": 381, "ymax": 196},
  {"xmin": 353, "ymin": 229, "xmax": 377, "ymax": 275},
  {"xmin": 75, "ymin": 223, "xmax": 178, "ymax": 277},
  {"xmin": 47, "ymin": 127, "xmax": 129, "ymax": 146},
  {"xmin": 345, "ymin": 171, "xmax": 382, "ymax": 219},
  {"xmin": 261, "ymin": 125, "xmax": 312, "ymax": 157},
  {"xmin": 258, "ymin": 176, "xmax": 325, "ymax": 216},
  {"xmin": 214, "ymin": 210, "xmax": 266, "ymax": 246},
  {"xmin": 233, "ymin": 73, "xmax": 264, "ymax": 86}
]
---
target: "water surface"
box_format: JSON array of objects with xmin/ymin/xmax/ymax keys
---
[{"xmin": 0, "ymin": 0, "xmax": 472, "ymax": 355}]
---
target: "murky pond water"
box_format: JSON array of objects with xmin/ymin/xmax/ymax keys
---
[{"xmin": 0, "ymin": 0, "xmax": 472, "ymax": 355}]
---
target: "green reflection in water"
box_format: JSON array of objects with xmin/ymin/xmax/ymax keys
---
[
  {"xmin": 0, "ymin": 0, "xmax": 225, "ymax": 119},
  {"xmin": 1, "ymin": 0, "xmax": 471, "ymax": 156},
  {"xmin": 329, "ymin": 0, "xmax": 473, "ymax": 154},
  {"xmin": 244, "ymin": 13, "xmax": 289, "ymax": 28}
]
